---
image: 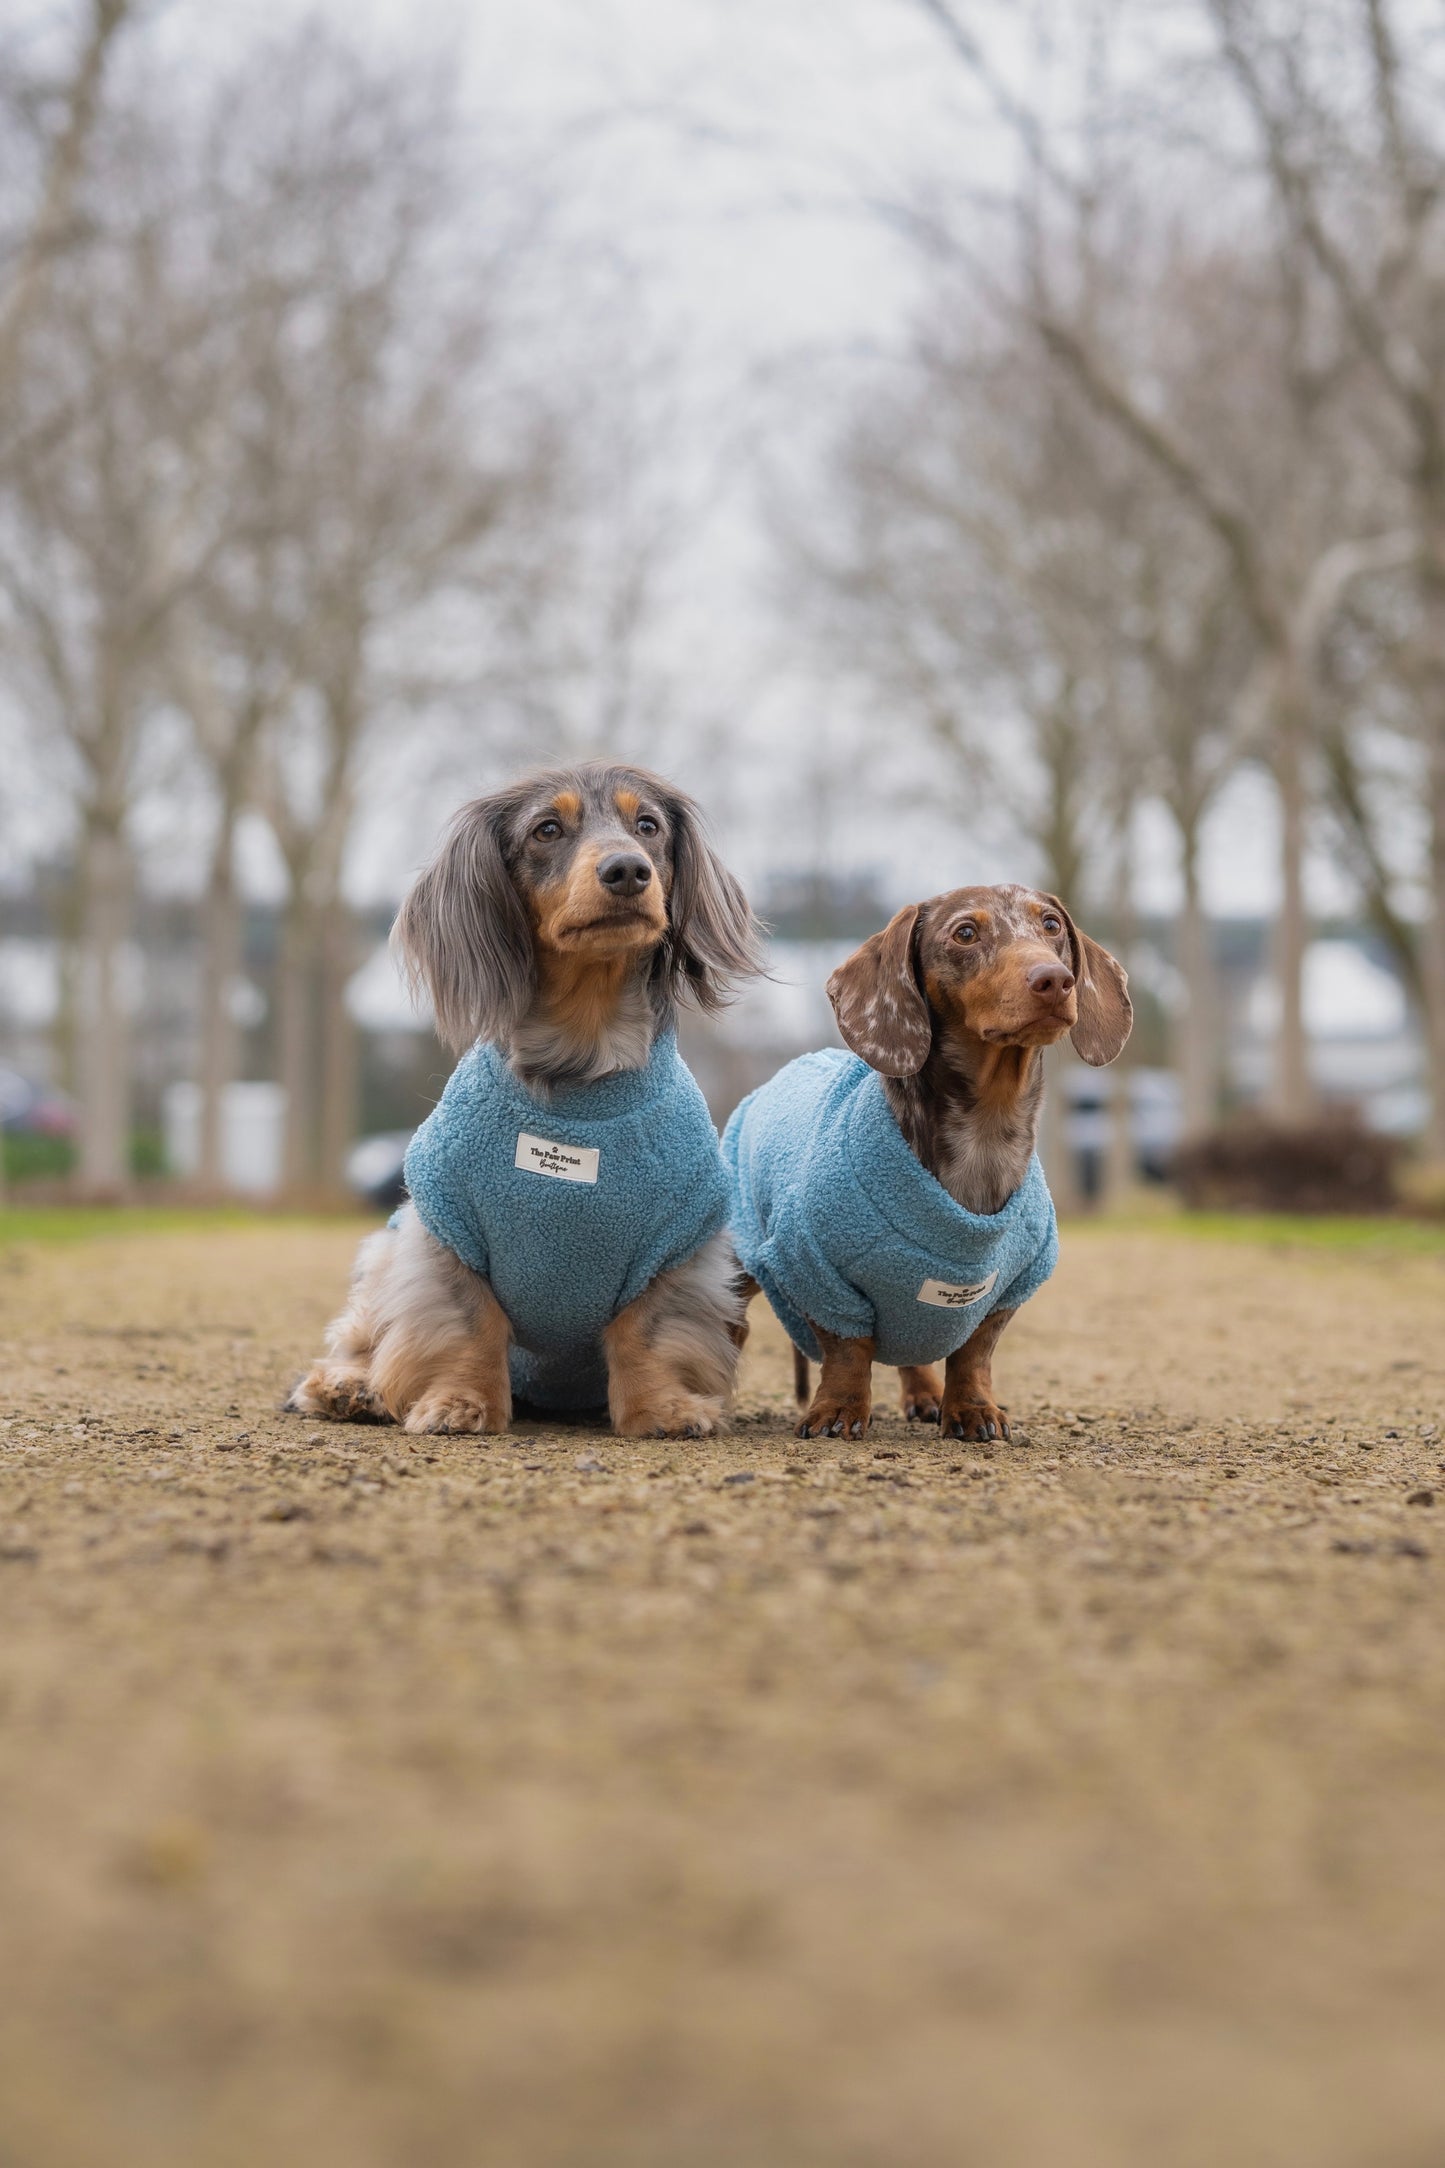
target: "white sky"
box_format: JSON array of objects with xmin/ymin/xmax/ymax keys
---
[
  {"xmin": 13, "ymin": 0, "xmax": 1364, "ymax": 926},
  {"xmin": 341, "ymin": 0, "xmax": 1359, "ymax": 921}
]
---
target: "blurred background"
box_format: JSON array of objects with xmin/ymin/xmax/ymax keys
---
[{"xmin": 1, "ymin": 0, "xmax": 1442, "ymax": 1218}]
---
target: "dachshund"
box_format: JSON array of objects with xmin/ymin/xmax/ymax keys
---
[
  {"xmin": 287, "ymin": 763, "xmax": 764, "ymax": 1438},
  {"xmin": 727, "ymin": 884, "xmax": 1131, "ymax": 1443}
]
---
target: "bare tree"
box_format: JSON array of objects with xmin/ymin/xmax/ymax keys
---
[
  {"xmin": 0, "ymin": 0, "xmax": 133, "ymax": 406},
  {"xmin": 0, "ymin": 0, "xmax": 136, "ymax": 1201},
  {"xmin": 182, "ymin": 29, "xmax": 565, "ymax": 1194},
  {"xmin": 776, "ymin": 319, "xmax": 1160, "ymax": 1198},
  {"xmin": 892, "ymin": 0, "xmax": 1409, "ymax": 1128},
  {"xmin": 0, "ymin": 105, "xmax": 227, "ymax": 1192},
  {"xmin": 1204, "ymin": 0, "xmax": 1445, "ymax": 1149}
]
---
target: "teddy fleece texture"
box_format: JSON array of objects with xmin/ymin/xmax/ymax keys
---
[
  {"xmin": 722, "ymin": 1047, "xmax": 1057, "ymax": 1368},
  {"xmin": 402, "ymin": 1031, "xmax": 729, "ymax": 1410}
]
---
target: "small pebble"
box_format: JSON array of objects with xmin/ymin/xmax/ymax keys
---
[{"xmin": 1406, "ymin": 1488, "xmax": 1436, "ymax": 1507}]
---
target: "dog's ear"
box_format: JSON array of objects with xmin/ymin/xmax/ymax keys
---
[
  {"xmin": 392, "ymin": 794, "xmax": 535, "ymax": 1052},
  {"xmin": 1042, "ymin": 895, "xmax": 1133, "ymax": 1066},
  {"xmin": 827, "ymin": 905, "xmax": 931, "ymax": 1076},
  {"xmin": 663, "ymin": 788, "xmax": 765, "ymax": 1012}
]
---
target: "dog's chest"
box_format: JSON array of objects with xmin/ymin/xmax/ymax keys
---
[{"xmin": 932, "ymin": 1102, "xmax": 1034, "ymax": 1216}]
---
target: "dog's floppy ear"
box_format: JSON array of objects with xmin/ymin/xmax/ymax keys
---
[
  {"xmin": 1042, "ymin": 894, "xmax": 1133, "ymax": 1066},
  {"xmin": 827, "ymin": 905, "xmax": 931, "ymax": 1076},
  {"xmin": 392, "ymin": 793, "xmax": 535, "ymax": 1052},
  {"xmin": 663, "ymin": 787, "xmax": 765, "ymax": 1012}
]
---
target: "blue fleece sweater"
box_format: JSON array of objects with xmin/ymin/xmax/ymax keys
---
[
  {"xmin": 723, "ymin": 1048, "xmax": 1057, "ymax": 1368},
  {"xmin": 402, "ymin": 1032, "xmax": 728, "ymax": 1410}
]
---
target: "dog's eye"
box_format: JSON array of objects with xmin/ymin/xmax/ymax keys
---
[
  {"xmin": 1041, "ymin": 914, "xmax": 1063, "ymax": 935},
  {"xmin": 636, "ymin": 815, "xmax": 659, "ymax": 837},
  {"xmin": 954, "ymin": 922, "xmax": 978, "ymax": 944},
  {"xmin": 533, "ymin": 818, "xmax": 563, "ymax": 842}
]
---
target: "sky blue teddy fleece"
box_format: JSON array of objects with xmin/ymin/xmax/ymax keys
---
[
  {"xmin": 402, "ymin": 1031, "xmax": 729, "ymax": 1410},
  {"xmin": 723, "ymin": 1048, "xmax": 1058, "ymax": 1368}
]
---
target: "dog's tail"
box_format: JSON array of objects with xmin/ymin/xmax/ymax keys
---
[{"xmin": 792, "ymin": 1344, "xmax": 810, "ymax": 1408}]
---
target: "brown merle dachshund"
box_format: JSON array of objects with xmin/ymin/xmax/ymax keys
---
[{"xmin": 786, "ymin": 883, "xmax": 1132, "ymax": 1442}]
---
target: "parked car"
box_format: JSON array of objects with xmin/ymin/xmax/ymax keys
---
[
  {"xmin": 345, "ymin": 1131, "xmax": 414, "ymax": 1211},
  {"xmin": 0, "ymin": 1063, "xmax": 76, "ymax": 1136},
  {"xmin": 1064, "ymin": 1066, "xmax": 1182, "ymax": 1196}
]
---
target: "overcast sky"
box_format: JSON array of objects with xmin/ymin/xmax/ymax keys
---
[{"xmin": 40, "ymin": 0, "xmax": 1366, "ymax": 923}]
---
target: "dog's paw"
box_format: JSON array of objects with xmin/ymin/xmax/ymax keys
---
[
  {"xmin": 285, "ymin": 1364, "xmax": 390, "ymax": 1424},
  {"xmin": 898, "ymin": 1366, "xmax": 942, "ymax": 1423},
  {"xmin": 939, "ymin": 1396, "xmax": 1010, "ymax": 1443},
  {"xmin": 404, "ymin": 1388, "xmax": 510, "ymax": 1436},
  {"xmin": 797, "ymin": 1391, "xmax": 871, "ymax": 1441},
  {"xmin": 613, "ymin": 1391, "xmax": 726, "ymax": 1439}
]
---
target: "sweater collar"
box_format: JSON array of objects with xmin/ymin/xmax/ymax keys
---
[
  {"xmin": 476, "ymin": 1027, "xmax": 683, "ymax": 1124},
  {"xmin": 840, "ymin": 1059, "xmax": 1048, "ymax": 1255}
]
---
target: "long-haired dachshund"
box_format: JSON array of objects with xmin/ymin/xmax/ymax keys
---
[
  {"xmin": 724, "ymin": 884, "xmax": 1132, "ymax": 1442},
  {"xmin": 288, "ymin": 763, "xmax": 763, "ymax": 1438}
]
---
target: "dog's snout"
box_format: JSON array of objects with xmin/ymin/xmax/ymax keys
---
[
  {"xmin": 597, "ymin": 850, "xmax": 653, "ymax": 899},
  {"xmin": 1027, "ymin": 959, "xmax": 1075, "ymax": 999}
]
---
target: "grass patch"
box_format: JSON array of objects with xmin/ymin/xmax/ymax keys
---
[
  {"xmin": 0, "ymin": 1205, "xmax": 362, "ymax": 1246},
  {"xmin": 4, "ymin": 1199, "xmax": 1440, "ymax": 1258},
  {"xmin": 1083, "ymin": 1205, "xmax": 1445, "ymax": 1254}
]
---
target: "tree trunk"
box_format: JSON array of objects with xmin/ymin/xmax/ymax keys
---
[
  {"xmin": 75, "ymin": 816, "xmax": 132, "ymax": 1196},
  {"xmin": 1270, "ymin": 662, "xmax": 1313, "ymax": 1123},
  {"xmin": 52, "ymin": 869, "xmax": 82, "ymax": 1097},
  {"xmin": 1039, "ymin": 1042, "xmax": 1081, "ymax": 1215},
  {"xmin": 1424, "ymin": 730, "xmax": 1445, "ymax": 1160},
  {"xmin": 1102, "ymin": 811, "xmax": 1137, "ymax": 1208},
  {"xmin": 197, "ymin": 818, "xmax": 243, "ymax": 1190},
  {"xmin": 318, "ymin": 895, "xmax": 359, "ymax": 1199},
  {"xmin": 1176, "ymin": 821, "xmax": 1217, "ymax": 1138},
  {"xmin": 277, "ymin": 897, "xmax": 318, "ymax": 1194}
]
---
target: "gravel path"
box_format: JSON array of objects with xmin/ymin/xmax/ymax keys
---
[{"xmin": 1, "ymin": 1217, "xmax": 1443, "ymax": 2168}]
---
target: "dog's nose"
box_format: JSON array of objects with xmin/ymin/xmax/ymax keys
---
[
  {"xmin": 1027, "ymin": 959, "xmax": 1075, "ymax": 999},
  {"xmin": 597, "ymin": 851, "xmax": 653, "ymax": 898}
]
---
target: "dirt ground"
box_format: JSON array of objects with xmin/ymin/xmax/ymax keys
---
[{"xmin": 0, "ymin": 1215, "xmax": 1443, "ymax": 2168}]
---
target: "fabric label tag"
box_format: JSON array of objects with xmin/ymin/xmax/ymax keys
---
[
  {"xmin": 917, "ymin": 1271, "xmax": 997, "ymax": 1309},
  {"xmin": 515, "ymin": 1132, "xmax": 600, "ymax": 1185}
]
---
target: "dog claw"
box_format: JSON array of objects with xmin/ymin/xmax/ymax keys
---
[
  {"xmin": 940, "ymin": 1399, "xmax": 1011, "ymax": 1444},
  {"xmin": 798, "ymin": 1402, "xmax": 871, "ymax": 1440}
]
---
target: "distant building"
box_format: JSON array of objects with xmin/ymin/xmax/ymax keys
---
[{"xmin": 0, "ymin": 860, "xmax": 1429, "ymax": 1195}]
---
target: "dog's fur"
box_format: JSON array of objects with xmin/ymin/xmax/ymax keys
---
[
  {"xmin": 787, "ymin": 883, "xmax": 1131, "ymax": 1442},
  {"xmin": 287, "ymin": 763, "xmax": 763, "ymax": 1438}
]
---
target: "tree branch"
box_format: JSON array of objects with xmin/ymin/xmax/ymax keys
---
[
  {"xmin": 1209, "ymin": 0, "xmax": 1442, "ymax": 469},
  {"xmin": 0, "ymin": 0, "xmax": 132, "ymax": 393}
]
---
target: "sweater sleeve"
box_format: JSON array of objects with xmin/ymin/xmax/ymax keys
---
[
  {"xmin": 766, "ymin": 1220, "xmax": 877, "ymax": 1345},
  {"xmin": 402, "ymin": 1079, "xmax": 492, "ymax": 1282},
  {"xmin": 991, "ymin": 1208, "xmax": 1058, "ymax": 1315}
]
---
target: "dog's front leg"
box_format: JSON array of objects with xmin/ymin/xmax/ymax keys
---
[
  {"xmin": 897, "ymin": 1364, "xmax": 943, "ymax": 1422},
  {"xmin": 357, "ymin": 1211, "xmax": 514, "ymax": 1436},
  {"xmin": 604, "ymin": 1235, "xmax": 741, "ymax": 1438},
  {"xmin": 797, "ymin": 1326, "xmax": 874, "ymax": 1440},
  {"xmin": 938, "ymin": 1307, "xmax": 1017, "ymax": 1442},
  {"xmin": 386, "ymin": 1272, "xmax": 514, "ymax": 1437}
]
